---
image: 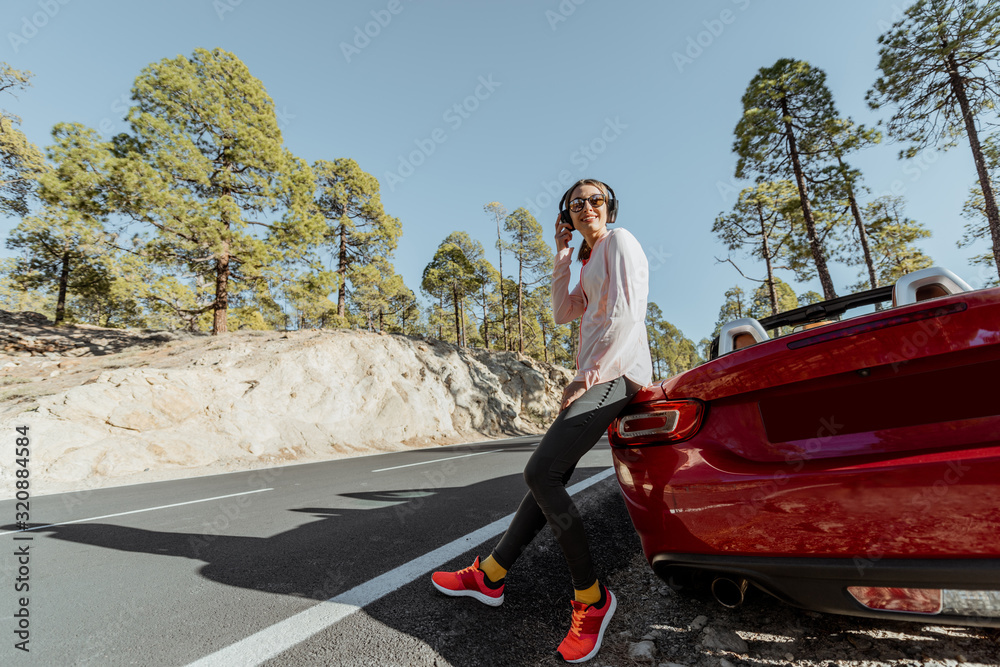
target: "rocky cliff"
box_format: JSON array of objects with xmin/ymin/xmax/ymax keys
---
[{"xmin": 0, "ymin": 313, "xmax": 573, "ymax": 497}]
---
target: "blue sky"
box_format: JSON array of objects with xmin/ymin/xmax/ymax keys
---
[{"xmin": 1, "ymin": 0, "xmax": 993, "ymax": 342}]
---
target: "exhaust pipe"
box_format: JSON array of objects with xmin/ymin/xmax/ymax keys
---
[{"xmin": 711, "ymin": 576, "xmax": 749, "ymax": 608}]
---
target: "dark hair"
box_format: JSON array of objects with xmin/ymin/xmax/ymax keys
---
[{"xmin": 560, "ymin": 178, "xmax": 613, "ymax": 263}]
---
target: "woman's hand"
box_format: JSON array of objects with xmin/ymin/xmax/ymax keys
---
[
  {"xmin": 555, "ymin": 215, "xmax": 573, "ymax": 253},
  {"xmin": 560, "ymin": 380, "xmax": 587, "ymax": 412}
]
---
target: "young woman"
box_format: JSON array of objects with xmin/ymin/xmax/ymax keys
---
[{"xmin": 432, "ymin": 178, "xmax": 652, "ymax": 663}]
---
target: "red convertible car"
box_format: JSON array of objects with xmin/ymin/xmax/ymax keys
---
[{"xmin": 609, "ymin": 267, "xmax": 1000, "ymax": 625}]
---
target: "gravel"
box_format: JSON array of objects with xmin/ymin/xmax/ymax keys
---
[
  {"xmin": 410, "ymin": 476, "xmax": 999, "ymax": 666},
  {"xmin": 571, "ymin": 483, "xmax": 1000, "ymax": 667}
]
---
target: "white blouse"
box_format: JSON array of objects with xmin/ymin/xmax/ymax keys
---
[{"xmin": 552, "ymin": 227, "xmax": 653, "ymax": 389}]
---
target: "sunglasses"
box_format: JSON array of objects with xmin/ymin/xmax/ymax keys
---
[{"xmin": 568, "ymin": 194, "xmax": 607, "ymax": 213}]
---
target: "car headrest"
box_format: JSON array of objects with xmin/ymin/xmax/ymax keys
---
[
  {"xmin": 718, "ymin": 318, "xmax": 769, "ymax": 355},
  {"xmin": 892, "ymin": 267, "xmax": 972, "ymax": 307}
]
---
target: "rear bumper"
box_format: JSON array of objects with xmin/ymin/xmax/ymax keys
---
[
  {"xmin": 612, "ymin": 443, "xmax": 1000, "ymax": 558},
  {"xmin": 652, "ymin": 553, "xmax": 1000, "ymax": 627}
]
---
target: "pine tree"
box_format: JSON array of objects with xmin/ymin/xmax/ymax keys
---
[
  {"xmin": 5, "ymin": 211, "xmax": 112, "ymax": 325},
  {"xmin": 6, "ymin": 124, "xmax": 117, "ymax": 324},
  {"xmin": 712, "ymin": 285, "xmax": 748, "ymax": 337},
  {"xmin": 713, "ymin": 181, "xmax": 797, "ymax": 316},
  {"xmin": 110, "ymin": 48, "xmax": 322, "ymax": 335},
  {"xmin": 782, "ymin": 204, "xmax": 845, "ymax": 292},
  {"xmin": 960, "ymin": 133, "xmax": 999, "ymax": 283},
  {"xmin": 282, "ymin": 268, "xmax": 339, "ymax": 329},
  {"xmin": 314, "ymin": 158, "xmax": 401, "ymax": 322},
  {"xmin": 0, "ymin": 259, "xmax": 53, "ymax": 314},
  {"xmin": 502, "ymin": 207, "xmax": 553, "ymax": 354},
  {"xmin": 867, "ymin": 0, "xmax": 1000, "ymax": 280},
  {"xmin": 747, "ymin": 277, "xmax": 799, "ymax": 320},
  {"xmin": 798, "ymin": 290, "xmax": 823, "ymax": 306},
  {"xmin": 734, "ymin": 59, "xmax": 843, "ymax": 299},
  {"xmin": 381, "ymin": 274, "xmax": 419, "ymax": 335},
  {"xmin": 646, "ymin": 302, "xmax": 701, "ymax": 379},
  {"xmin": 646, "ymin": 302, "xmax": 669, "ymax": 379},
  {"xmin": 469, "ymin": 256, "xmax": 501, "ymax": 350},
  {"xmin": 443, "ymin": 231, "xmax": 488, "ymax": 348},
  {"xmin": 0, "ymin": 63, "xmax": 46, "ymax": 216},
  {"xmin": 810, "ymin": 118, "xmax": 883, "ymax": 288},
  {"xmin": 524, "ymin": 283, "xmax": 569, "ymax": 364},
  {"xmin": 421, "ymin": 242, "xmax": 481, "ymax": 346},
  {"xmin": 862, "ymin": 196, "xmax": 934, "ymax": 286},
  {"xmin": 349, "ymin": 256, "xmax": 413, "ymax": 333},
  {"xmin": 484, "ymin": 201, "xmax": 509, "ymax": 348}
]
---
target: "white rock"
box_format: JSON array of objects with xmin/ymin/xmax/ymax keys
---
[
  {"xmin": 689, "ymin": 615, "xmax": 708, "ymax": 630},
  {"xmin": 701, "ymin": 627, "xmax": 749, "ymax": 654},
  {"xmin": 0, "ymin": 331, "xmax": 572, "ymax": 496},
  {"xmin": 628, "ymin": 640, "xmax": 656, "ymax": 663}
]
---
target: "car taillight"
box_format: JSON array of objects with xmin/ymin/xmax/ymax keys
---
[
  {"xmin": 847, "ymin": 586, "xmax": 942, "ymax": 614},
  {"xmin": 846, "ymin": 587, "xmax": 1000, "ymax": 617},
  {"xmin": 609, "ymin": 399, "xmax": 705, "ymax": 447}
]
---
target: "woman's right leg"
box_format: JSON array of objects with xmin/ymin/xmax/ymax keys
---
[
  {"xmin": 487, "ymin": 474, "xmax": 568, "ymax": 576},
  {"xmin": 489, "ymin": 376, "xmax": 638, "ymax": 586},
  {"xmin": 432, "ymin": 376, "xmax": 638, "ymax": 609}
]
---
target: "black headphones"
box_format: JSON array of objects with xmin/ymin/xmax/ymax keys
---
[{"xmin": 559, "ymin": 180, "xmax": 618, "ymax": 229}]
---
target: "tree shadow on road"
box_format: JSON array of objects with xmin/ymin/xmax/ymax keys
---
[{"xmin": 6, "ymin": 465, "xmax": 644, "ymax": 664}]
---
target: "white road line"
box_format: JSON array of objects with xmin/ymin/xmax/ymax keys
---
[
  {"xmin": 371, "ymin": 449, "xmax": 503, "ymax": 473},
  {"xmin": 186, "ymin": 467, "xmax": 617, "ymax": 667},
  {"xmin": 0, "ymin": 489, "xmax": 273, "ymax": 536}
]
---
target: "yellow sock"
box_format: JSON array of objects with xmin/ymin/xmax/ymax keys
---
[
  {"xmin": 479, "ymin": 555, "xmax": 507, "ymax": 583},
  {"xmin": 575, "ymin": 580, "xmax": 601, "ymax": 606}
]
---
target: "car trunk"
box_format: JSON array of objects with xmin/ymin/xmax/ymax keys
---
[{"xmin": 663, "ymin": 288, "xmax": 1000, "ymax": 464}]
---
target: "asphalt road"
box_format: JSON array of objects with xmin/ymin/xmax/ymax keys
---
[{"xmin": 0, "ymin": 436, "xmax": 641, "ymax": 666}]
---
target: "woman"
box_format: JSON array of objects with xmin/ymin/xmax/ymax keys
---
[{"xmin": 432, "ymin": 178, "xmax": 652, "ymax": 663}]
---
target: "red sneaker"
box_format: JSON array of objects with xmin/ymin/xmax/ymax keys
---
[
  {"xmin": 431, "ymin": 556, "xmax": 505, "ymax": 607},
  {"xmin": 556, "ymin": 584, "xmax": 617, "ymax": 663}
]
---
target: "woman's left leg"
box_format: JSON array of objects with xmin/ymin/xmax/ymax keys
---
[
  {"xmin": 430, "ymin": 375, "xmax": 641, "ymax": 613},
  {"xmin": 491, "ymin": 375, "xmax": 641, "ymax": 589}
]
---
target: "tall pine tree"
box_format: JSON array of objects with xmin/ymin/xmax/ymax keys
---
[
  {"xmin": 734, "ymin": 59, "xmax": 842, "ymax": 299},
  {"xmin": 110, "ymin": 48, "xmax": 321, "ymax": 335},
  {"xmin": 867, "ymin": 0, "xmax": 1000, "ymax": 280}
]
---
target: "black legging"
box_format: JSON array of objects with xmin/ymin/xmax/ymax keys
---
[{"xmin": 491, "ymin": 375, "xmax": 641, "ymax": 590}]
